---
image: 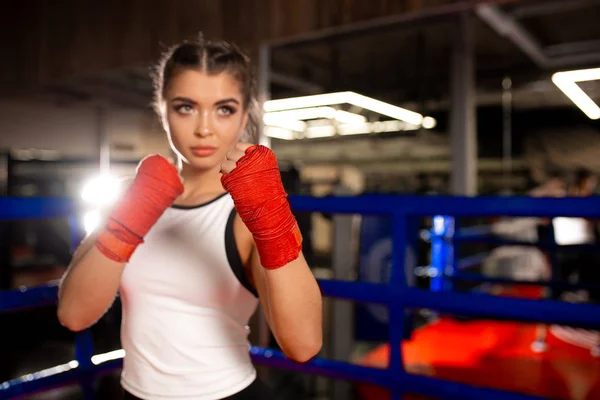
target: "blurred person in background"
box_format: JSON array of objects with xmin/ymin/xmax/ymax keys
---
[
  {"xmin": 554, "ymin": 168, "xmax": 597, "ymax": 285},
  {"xmin": 527, "ymin": 171, "xmax": 567, "ymax": 353},
  {"xmin": 485, "ymin": 172, "xmax": 566, "ymax": 352},
  {"xmin": 528, "ymin": 170, "xmax": 566, "ymax": 198},
  {"xmin": 56, "ymin": 36, "xmax": 322, "ymax": 399},
  {"xmin": 534, "ymin": 168, "xmax": 599, "ymax": 355}
]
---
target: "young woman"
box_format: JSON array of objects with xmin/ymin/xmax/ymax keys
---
[{"xmin": 57, "ymin": 37, "xmax": 323, "ymax": 399}]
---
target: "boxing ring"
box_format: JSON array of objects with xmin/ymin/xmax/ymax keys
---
[{"xmin": 2, "ymin": 195, "xmax": 600, "ymax": 400}]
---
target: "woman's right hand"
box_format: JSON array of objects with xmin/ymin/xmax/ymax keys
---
[{"xmin": 97, "ymin": 154, "xmax": 184, "ymax": 262}]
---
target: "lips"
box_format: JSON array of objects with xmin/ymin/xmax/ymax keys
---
[{"xmin": 191, "ymin": 146, "xmax": 217, "ymax": 157}]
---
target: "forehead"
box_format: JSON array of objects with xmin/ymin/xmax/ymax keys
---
[{"xmin": 165, "ymin": 69, "xmax": 242, "ymax": 102}]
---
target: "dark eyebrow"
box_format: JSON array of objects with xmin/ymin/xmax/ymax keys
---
[
  {"xmin": 169, "ymin": 97, "xmax": 240, "ymax": 106},
  {"xmin": 171, "ymin": 96, "xmax": 197, "ymax": 104},
  {"xmin": 216, "ymin": 98, "xmax": 240, "ymax": 106}
]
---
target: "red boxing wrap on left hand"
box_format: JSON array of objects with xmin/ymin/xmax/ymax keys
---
[{"xmin": 221, "ymin": 145, "xmax": 302, "ymax": 270}]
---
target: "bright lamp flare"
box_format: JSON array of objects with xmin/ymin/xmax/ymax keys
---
[
  {"xmin": 81, "ymin": 175, "xmax": 122, "ymax": 206},
  {"xmin": 83, "ymin": 210, "xmax": 102, "ymax": 235}
]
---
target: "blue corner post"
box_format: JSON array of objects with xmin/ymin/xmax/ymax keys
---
[
  {"xmin": 403, "ymin": 215, "xmax": 419, "ymax": 341},
  {"xmin": 430, "ymin": 216, "xmax": 455, "ymax": 292},
  {"xmin": 75, "ymin": 330, "xmax": 96, "ymax": 399},
  {"xmin": 546, "ymin": 222, "xmax": 560, "ymax": 300},
  {"xmin": 388, "ymin": 213, "xmax": 410, "ymax": 400},
  {"xmin": 69, "ymin": 214, "xmax": 96, "ymax": 399}
]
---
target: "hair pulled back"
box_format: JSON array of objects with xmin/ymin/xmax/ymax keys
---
[{"xmin": 152, "ymin": 34, "xmax": 260, "ymax": 143}]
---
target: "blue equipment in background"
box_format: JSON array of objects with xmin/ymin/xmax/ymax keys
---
[{"xmin": 356, "ymin": 216, "xmax": 392, "ymax": 341}]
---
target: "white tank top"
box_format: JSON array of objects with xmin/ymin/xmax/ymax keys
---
[{"xmin": 119, "ymin": 193, "xmax": 259, "ymax": 400}]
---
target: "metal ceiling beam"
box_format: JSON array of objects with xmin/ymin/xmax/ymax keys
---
[
  {"xmin": 476, "ymin": 3, "xmax": 600, "ymax": 69},
  {"xmin": 545, "ymin": 39, "xmax": 600, "ymax": 57},
  {"xmin": 266, "ymin": 0, "xmax": 524, "ymax": 49},
  {"xmin": 270, "ymin": 72, "xmax": 324, "ymax": 94},
  {"xmin": 550, "ymin": 52, "xmax": 600, "ymax": 69},
  {"xmin": 510, "ymin": 0, "xmax": 600, "ymax": 19},
  {"xmin": 475, "ymin": 4, "xmax": 550, "ymax": 68}
]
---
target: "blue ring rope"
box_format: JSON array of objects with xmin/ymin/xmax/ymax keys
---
[{"xmin": 2, "ymin": 195, "xmax": 600, "ymax": 400}]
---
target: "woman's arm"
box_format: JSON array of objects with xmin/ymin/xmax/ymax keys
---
[
  {"xmin": 58, "ymin": 156, "xmax": 183, "ymax": 332},
  {"xmin": 250, "ymin": 248, "xmax": 322, "ymax": 363},
  {"xmin": 235, "ymin": 217, "xmax": 322, "ymax": 363},
  {"xmin": 57, "ymin": 231, "xmax": 127, "ymax": 332},
  {"xmin": 58, "ymin": 182, "xmax": 131, "ymax": 332}
]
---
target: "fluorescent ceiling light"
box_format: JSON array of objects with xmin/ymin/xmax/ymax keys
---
[
  {"xmin": 335, "ymin": 110, "xmax": 366, "ymax": 124},
  {"xmin": 264, "ymin": 91, "xmax": 425, "ymax": 126},
  {"xmin": 552, "ymin": 67, "xmax": 600, "ymax": 120},
  {"xmin": 305, "ymin": 125, "xmax": 337, "ymax": 139},
  {"xmin": 264, "ymin": 126, "xmax": 295, "ymax": 140},
  {"xmin": 263, "ymin": 106, "xmax": 366, "ymax": 126},
  {"xmin": 554, "ymin": 68, "xmax": 600, "ymax": 82},
  {"xmin": 263, "ymin": 113, "xmax": 307, "ymax": 132},
  {"xmin": 422, "ymin": 116, "xmax": 437, "ymax": 129},
  {"xmin": 262, "ymin": 91, "xmax": 437, "ymax": 140}
]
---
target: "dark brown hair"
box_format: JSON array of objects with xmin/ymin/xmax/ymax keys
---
[{"xmin": 152, "ymin": 35, "xmax": 259, "ymax": 143}]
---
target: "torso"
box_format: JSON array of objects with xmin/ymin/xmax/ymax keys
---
[{"xmin": 119, "ymin": 193, "xmax": 260, "ymax": 400}]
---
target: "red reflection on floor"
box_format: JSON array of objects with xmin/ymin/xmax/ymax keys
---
[{"xmin": 357, "ymin": 289, "xmax": 600, "ymax": 399}]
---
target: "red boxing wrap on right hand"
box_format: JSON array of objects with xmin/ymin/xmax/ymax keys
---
[{"xmin": 95, "ymin": 155, "xmax": 184, "ymax": 263}]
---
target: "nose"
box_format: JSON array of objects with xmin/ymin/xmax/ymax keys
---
[{"xmin": 194, "ymin": 110, "xmax": 212, "ymax": 137}]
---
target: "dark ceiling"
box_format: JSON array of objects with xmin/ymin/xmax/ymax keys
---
[
  {"xmin": 15, "ymin": 0, "xmax": 600, "ymax": 119},
  {"xmin": 269, "ymin": 0, "xmax": 600, "ymax": 113}
]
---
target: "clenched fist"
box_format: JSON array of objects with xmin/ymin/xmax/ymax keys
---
[{"xmin": 220, "ymin": 143, "xmax": 255, "ymax": 175}]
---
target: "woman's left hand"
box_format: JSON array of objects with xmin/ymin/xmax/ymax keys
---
[
  {"xmin": 219, "ymin": 142, "xmax": 322, "ymax": 362},
  {"xmin": 220, "ymin": 142, "xmax": 254, "ymax": 174}
]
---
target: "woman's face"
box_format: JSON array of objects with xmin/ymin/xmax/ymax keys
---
[{"xmin": 163, "ymin": 69, "xmax": 248, "ymax": 171}]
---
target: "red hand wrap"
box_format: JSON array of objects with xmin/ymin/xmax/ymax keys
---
[
  {"xmin": 96, "ymin": 155, "xmax": 184, "ymax": 263},
  {"xmin": 221, "ymin": 145, "xmax": 302, "ymax": 270}
]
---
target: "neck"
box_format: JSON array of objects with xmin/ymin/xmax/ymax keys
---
[{"xmin": 176, "ymin": 161, "xmax": 225, "ymax": 205}]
